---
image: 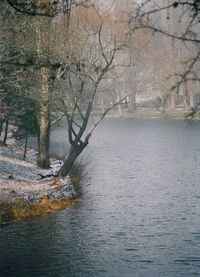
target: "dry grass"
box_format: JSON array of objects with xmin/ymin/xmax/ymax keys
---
[
  {"xmin": 69, "ymin": 159, "xmax": 89, "ymax": 194},
  {"xmin": 0, "ymin": 198, "xmax": 80, "ymax": 223}
]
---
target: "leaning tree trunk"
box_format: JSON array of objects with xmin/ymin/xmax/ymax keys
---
[{"xmin": 59, "ymin": 146, "xmax": 84, "ymax": 177}]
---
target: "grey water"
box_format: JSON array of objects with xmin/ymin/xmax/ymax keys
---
[{"xmin": 1, "ymin": 118, "xmax": 200, "ymax": 276}]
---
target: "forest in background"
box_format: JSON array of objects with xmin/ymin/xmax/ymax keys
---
[{"xmin": 1, "ymin": 0, "xmax": 200, "ymax": 174}]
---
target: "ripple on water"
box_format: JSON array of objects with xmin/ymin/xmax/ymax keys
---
[{"xmin": 1, "ymin": 118, "xmax": 200, "ymax": 277}]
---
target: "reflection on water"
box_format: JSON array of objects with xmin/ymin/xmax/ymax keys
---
[{"xmin": 1, "ymin": 118, "xmax": 200, "ymax": 276}]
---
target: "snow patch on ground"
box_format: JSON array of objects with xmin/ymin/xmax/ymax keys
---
[{"xmin": 0, "ymin": 142, "xmax": 76, "ymax": 203}]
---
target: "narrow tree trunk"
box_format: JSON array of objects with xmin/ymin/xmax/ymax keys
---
[
  {"xmin": 189, "ymin": 93, "xmax": 195, "ymax": 109},
  {"xmin": 160, "ymin": 95, "xmax": 166, "ymax": 112},
  {"xmin": 23, "ymin": 133, "xmax": 28, "ymax": 161},
  {"xmin": 3, "ymin": 118, "xmax": 9, "ymax": 145},
  {"xmin": 183, "ymin": 97, "xmax": 190, "ymax": 113},
  {"xmin": 116, "ymin": 91, "xmax": 122, "ymax": 116},
  {"xmin": 0, "ymin": 120, "xmax": 3, "ymax": 137},
  {"xmin": 128, "ymin": 92, "xmax": 137, "ymax": 112},
  {"xmin": 101, "ymin": 99, "xmax": 105, "ymax": 113},
  {"xmin": 170, "ymin": 92, "xmax": 176, "ymax": 111},
  {"xmin": 59, "ymin": 146, "xmax": 83, "ymax": 177}
]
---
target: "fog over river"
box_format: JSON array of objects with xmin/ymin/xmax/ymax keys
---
[{"xmin": 1, "ymin": 118, "xmax": 200, "ymax": 276}]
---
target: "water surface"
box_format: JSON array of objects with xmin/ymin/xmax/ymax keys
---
[{"xmin": 1, "ymin": 118, "xmax": 200, "ymax": 276}]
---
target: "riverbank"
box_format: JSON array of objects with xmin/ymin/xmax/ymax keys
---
[
  {"xmin": 0, "ymin": 110, "xmax": 198, "ymax": 223},
  {"xmin": 105, "ymin": 108, "xmax": 200, "ymax": 120},
  {"xmin": 0, "ymin": 140, "xmax": 78, "ymax": 223}
]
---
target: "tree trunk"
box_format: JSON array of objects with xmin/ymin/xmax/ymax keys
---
[
  {"xmin": 3, "ymin": 118, "xmax": 9, "ymax": 145},
  {"xmin": 37, "ymin": 68, "xmax": 51, "ymax": 168},
  {"xmin": 189, "ymin": 92, "xmax": 195, "ymax": 109},
  {"xmin": 116, "ymin": 90, "xmax": 122, "ymax": 116},
  {"xmin": 35, "ymin": 20, "xmax": 51, "ymax": 169},
  {"xmin": 37, "ymin": 117, "xmax": 50, "ymax": 168},
  {"xmin": 183, "ymin": 97, "xmax": 190, "ymax": 113},
  {"xmin": 128, "ymin": 92, "xmax": 137, "ymax": 112},
  {"xmin": 0, "ymin": 120, "xmax": 3, "ymax": 137},
  {"xmin": 101, "ymin": 99, "xmax": 105, "ymax": 113},
  {"xmin": 166, "ymin": 92, "xmax": 176, "ymax": 111},
  {"xmin": 170, "ymin": 92, "xmax": 176, "ymax": 111},
  {"xmin": 59, "ymin": 146, "xmax": 83, "ymax": 177},
  {"xmin": 23, "ymin": 133, "xmax": 28, "ymax": 161}
]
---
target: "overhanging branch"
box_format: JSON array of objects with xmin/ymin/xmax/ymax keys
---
[{"xmin": 6, "ymin": 0, "xmax": 74, "ymax": 16}]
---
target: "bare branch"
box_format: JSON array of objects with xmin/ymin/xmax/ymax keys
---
[{"xmin": 85, "ymin": 87, "xmax": 150, "ymax": 143}]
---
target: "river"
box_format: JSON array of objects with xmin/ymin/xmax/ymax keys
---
[{"xmin": 1, "ymin": 118, "xmax": 200, "ymax": 276}]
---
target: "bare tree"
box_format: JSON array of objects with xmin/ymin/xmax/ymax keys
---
[
  {"xmin": 132, "ymin": 0, "xmax": 200, "ymax": 111},
  {"xmin": 58, "ymin": 7, "xmax": 128, "ymax": 176}
]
